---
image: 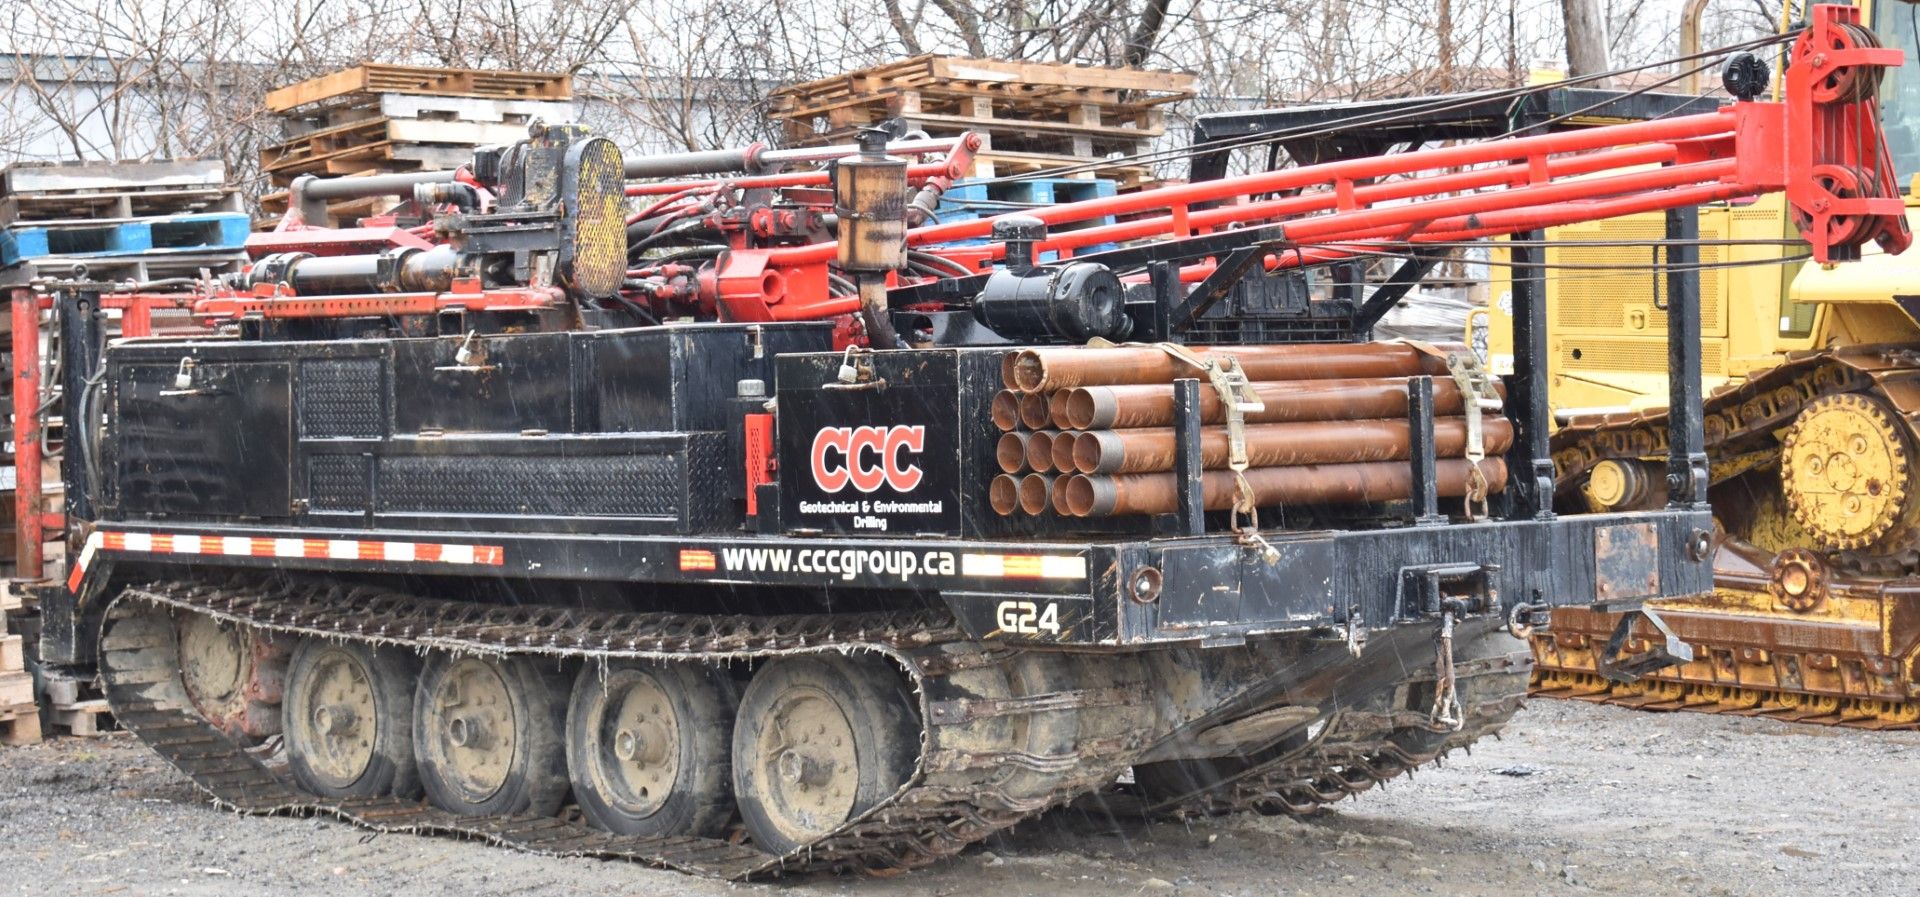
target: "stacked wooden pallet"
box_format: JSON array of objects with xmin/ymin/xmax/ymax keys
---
[
  {"xmin": 0, "ymin": 160, "xmax": 248, "ymax": 287},
  {"xmin": 259, "ymin": 64, "xmax": 576, "ymax": 224},
  {"xmin": 769, "ymin": 56, "xmax": 1195, "ymax": 186},
  {"xmin": 0, "ymin": 615, "xmax": 38, "ymax": 745},
  {"xmin": 41, "ymin": 669, "xmax": 111, "ymax": 738}
]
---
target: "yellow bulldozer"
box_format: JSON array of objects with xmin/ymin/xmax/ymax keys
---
[{"xmin": 1487, "ymin": 0, "xmax": 1920, "ymax": 726}]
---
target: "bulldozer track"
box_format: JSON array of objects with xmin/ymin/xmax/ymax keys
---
[
  {"xmin": 1552, "ymin": 349, "xmax": 1877, "ymax": 513},
  {"xmin": 99, "ymin": 576, "xmax": 1526, "ymax": 879},
  {"xmin": 1532, "ymin": 669, "xmax": 1920, "ymax": 729},
  {"xmin": 1541, "ymin": 344, "xmax": 1920, "ymax": 727}
]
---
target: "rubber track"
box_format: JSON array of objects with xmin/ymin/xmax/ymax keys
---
[{"xmin": 100, "ymin": 577, "xmax": 1526, "ymax": 878}]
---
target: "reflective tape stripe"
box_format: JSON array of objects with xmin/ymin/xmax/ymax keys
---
[
  {"xmin": 66, "ymin": 531, "xmax": 104, "ymax": 592},
  {"xmin": 1039, "ymin": 555, "xmax": 1088, "ymax": 579},
  {"xmin": 961, "ymin": 553, "xmax": 1087, "ymax": 580},
  {"xmin": 66, "ymin": 530, "xmax": 507, "ymax": 592}
]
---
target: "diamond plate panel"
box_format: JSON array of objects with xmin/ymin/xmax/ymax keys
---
[
  {"xmin": 377, "ymin": 454, "xmax": 682, "ymax": 517},
  {"xmin": 309, "ymin": 455, "xmax": 370, "ymax": 512},
  {"xmin": 299, "ymin": 358, "xmax": 384, "ymax": 438}
]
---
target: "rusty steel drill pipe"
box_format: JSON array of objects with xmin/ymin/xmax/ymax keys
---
[
  {"xmin": 1062, "ymin": 458, "xmax": 1509, "ymax": 517},
  {"xmin": 1048, "ymin": 390, "xmax": 1074, "ymax": 429},
  {"xmin": 1025, "ymin": 431, "xmax": 1061, "ymax": 473},
  {"xmin": 1009, "ymin": 343, "xmax": 1458, "ymax": 392},
  {"xmin": 991, "ymin": 390, "xmax": 1023, "ymax": 432},
  {"xmin": 1018, "ymin": 474, "xmax": 1055, "ymax": 515},
  {"xmin": 1072, "ymin": 417, "xmax": 1515, "ymax": 475},
  {"xmin": 1050, "ymin": 431, "xmax": 1078, "ymax": 475},
  {"xmin": 1065, "ymin": 377, "xmax": 1507, "ymax": 430},
  {"xmin": 996, "ymin": 433, "xmax": 1029, "ymax": 474},
  {"xmin": 1018, "ymin": 392, "xmax": 1052, "ymax": 430},
  {"xmin": 989, "ymin": 474, "xmax": 1021, "ymax": 515}
]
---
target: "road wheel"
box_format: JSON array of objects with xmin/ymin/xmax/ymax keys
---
[
  {"xmin": 566, "ymin": 662, "xmax": 738, "ymax": 837},
  {"xmin": 284, "ymin": 639, "xmax": 421, "ymax": 799},
  {"xmin": 414, "ymin": 653, "xmax": 569, "ymax": 817},
  {"xmin": 732, "ymin": 655, "xmax": 918, "ymax": 853},
  {"xmin": 176, "ymin": 613, "xmax": 286, "ymax": 743}
]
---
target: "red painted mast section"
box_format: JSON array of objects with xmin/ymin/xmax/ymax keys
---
[{"xmin": 10, "ymin": 290, "xmax": 41, "ymax": 582}]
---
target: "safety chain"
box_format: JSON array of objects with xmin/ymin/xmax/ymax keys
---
[{"xmin": 1429, "ymin": 611, "xmax": 1464, "ymax": 731}]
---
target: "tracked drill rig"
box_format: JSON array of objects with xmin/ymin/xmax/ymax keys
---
[
  {"xmin": 1527, "ymin": 0, "xmax": 1920, "ymax": 727},
  {"xmin": 9, "ymin": 7, "xmax": 1904, "ymax": 877}
]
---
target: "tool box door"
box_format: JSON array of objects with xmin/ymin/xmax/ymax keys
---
[{"xmin": 109, "ymin": 360, "xmax": 293, "ymax": 519}]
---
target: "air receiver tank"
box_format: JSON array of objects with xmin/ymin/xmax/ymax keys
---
[
  {"xmin": 973, "ymin": 215, "xmax": 1128, "ymax": 342},
  {"xmin": 835, "ymin": 129, "xmax": 909, "ymax": 346}
]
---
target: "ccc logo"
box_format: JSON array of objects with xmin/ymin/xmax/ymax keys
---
[{"xmin": 811, "ymin": 425, "xmax": 925, "ymax": 493}]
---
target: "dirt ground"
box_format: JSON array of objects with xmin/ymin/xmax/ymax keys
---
[{"xmin": 0, "ymin": 698, "xmax": 1914, "ymax": 897}]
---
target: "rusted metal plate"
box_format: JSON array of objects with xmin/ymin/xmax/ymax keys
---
[{"xmin": 1594, "ymin": 522, "xmax": 1659, "ymax": 602}]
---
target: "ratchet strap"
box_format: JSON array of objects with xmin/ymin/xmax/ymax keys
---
[
  {"xmin": 1392, "ymin": 341, "xmax": 1502, "ymax": 521},
  {"xmin": 1155, "ymin": 342, "xmax": 1279, "ymax": 562}
]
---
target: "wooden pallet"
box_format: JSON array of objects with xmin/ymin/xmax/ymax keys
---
[
  {"xmin": 0, "ymin": 187, "xmax": 239, "ymax": 226},
  {"xmin": 0, "ymin": 160, "xmax": 236, "ymax": 226},
  {"xmin": 0, "ymin": 671, "xmax": 31, "ymax": 708},
  {"xmin": 0, "ymin": 159, "xmax": 224, "ymax": 195},
  {"xmin": 43, "ymin": 676, "xmax": 112, "ymax": 738},
  {"xmin": 0, "ymin": 250, "xmax": 248, "ymax": 287},
  {"xmin": 770, "ymin": 57, "xmax": 1189, "ymax": 171},
  {"xmin": 50, "ymin": 700, "xmax": 111, "ymax": 737},
  {"xmin": 267, "ymin": 64, "xmax": 572, "ymax": 113},
  {"xmin": 281, "ymin": 93, "xmax": 576, "ymax": 137},
  {"xmin": 260, "ymin": 118, "xmax": 528, "ymax": 180},
  {"xmin": 770, "ymin": 57, "xmax": 1186, "ymax": 175},
  {"xmin": 0, "ymin": 701, "xmax": 40, "ymax": 746},
  {"xmin": 770, "ymin": 55, "xmax": 1193, "ymax": 117}
]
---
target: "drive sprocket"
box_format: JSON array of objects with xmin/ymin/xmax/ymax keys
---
[{"xmin": 1780, "ymin": 392, "xmax": 1917, "ymax": 553}]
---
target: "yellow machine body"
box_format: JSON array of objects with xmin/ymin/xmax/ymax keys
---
[{"xmin": 1487, "ymin": 0, "xmax": 1920, "ymax": 726}]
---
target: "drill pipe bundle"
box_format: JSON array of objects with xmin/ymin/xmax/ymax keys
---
[
  {"xmin": 1004, "ymin": 342, "xmax": 1456, "ymax": 393},
  {"xmin": 1072, "ymin": 417, "xmax": 1514, "ymax": 475},
  {"xmin": 988, "ymin": 342, "xmax": 1507, "ymax": 518},
  {"xmin": 1060, "ymin": 459, "xmax": 1509, "ymax": 517}
]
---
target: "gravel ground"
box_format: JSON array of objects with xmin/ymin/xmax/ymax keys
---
[{"xmin": 1, "ymin": 698, "xmax": 1915, "ymax": 897}]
